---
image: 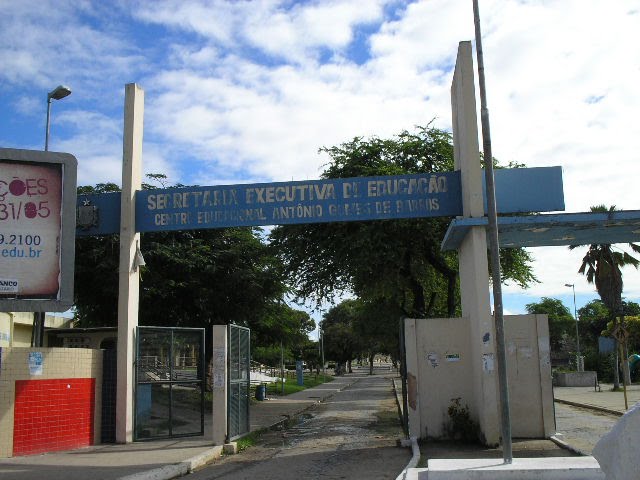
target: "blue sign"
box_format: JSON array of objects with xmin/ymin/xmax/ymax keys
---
[
  {"xmin": 135, "ymin": 172, "xmax": 462, "ymax": 233},
  {"xmin": 76, "ymin": 167, "xmax": 564, "ymax": 235}
]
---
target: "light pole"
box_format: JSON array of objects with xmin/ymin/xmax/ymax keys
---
[
  {"xmin": 320, "ymin": 328, "xmax": 325, "ymax": 378},
  {"xmin": 565, "ymin": 283, "xmax": 582, "ymax": 371},
  {"xmin": 45, "ymin": 85, "xmax": 72, "ymax": 151},
  {"xmin": 33, "ymin": 85, "xmax": 71, "ymax": 347}
]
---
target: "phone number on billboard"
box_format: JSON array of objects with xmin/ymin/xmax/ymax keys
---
[{"xmin": 0, "ymin": 234, "xmax": 42, "ymax": 246}]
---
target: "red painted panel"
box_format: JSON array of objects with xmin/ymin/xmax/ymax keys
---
[{"xmin": 13, "ymin": 378, "xmax": 95, "ymax": 456}]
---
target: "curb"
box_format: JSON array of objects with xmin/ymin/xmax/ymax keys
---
[
  {"xmin": 117, "ymin": 445, "xmax": 225, "ymax": 480},
  {"xmin": 550, "ymin": 434, "xmax": 590, "ymax": 457},
  {"xmin": 554, "ymin": 398, "xmax": 623, "ymax": 417}
]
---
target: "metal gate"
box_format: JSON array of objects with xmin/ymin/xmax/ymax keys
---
[
  {"xmin": 135, "ymin": 326, "xmax": 205, "ymax": 440},
  {"xmin": 228, "ymin": 324, "xmax": 250, "ymax": 440}
]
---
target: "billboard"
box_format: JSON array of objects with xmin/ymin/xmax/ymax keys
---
[{"xmin": 0, "ymin": 148, "xmax": 77, "ymax": 312}]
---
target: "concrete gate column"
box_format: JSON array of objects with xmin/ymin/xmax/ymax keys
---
[
  {"xmin": 451, "ymin": 41, "xmax": 500, "ymax": 445},
  {"xmin": 212, "ymin": 324, "xmax": 228, "ymax": 445},
  {"xmin": 116, "ymin": 84, "xmax": 144, "ymax": 443}
]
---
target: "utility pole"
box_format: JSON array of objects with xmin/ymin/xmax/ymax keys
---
[{"xmin": 472, "ymin": 0, "xmax": 512, "ymax": 463}]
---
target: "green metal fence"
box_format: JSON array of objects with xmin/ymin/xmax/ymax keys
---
[
  {"xmin": 228, "ymin": 324, "xmax": 250, "ymax": 440},
  {"xmin": 135, "ymin": 326, "xmax": 205, "ymax": 441}
]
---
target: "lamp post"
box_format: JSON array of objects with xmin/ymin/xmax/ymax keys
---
[
  {"xmin": 45, "ymin": 85, "xmax": 72, "ymax": 151},
  {"xmin": 320, "ymin": 328, "xmax": 325, "ymax": 378},
  {"xmin": 565, "ymin": 283, "xmax": 582, "ymax": 371},
  {"xmin": 33, "ymin": 85, "xmax": 72, "ymax": 347}
]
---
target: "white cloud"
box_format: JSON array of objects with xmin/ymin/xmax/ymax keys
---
[
  {"xmin": 133, "ymin": 0, "xmax": 388, "ymax": 65},
  {"xmin": 1, "ymin": 0, "xmax": 639, "ymax": 307},
  {"xmin": 504, "ymin": 245, "xmax": 640, "ymax": 302}
]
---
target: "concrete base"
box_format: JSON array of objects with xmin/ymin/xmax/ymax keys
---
[
  {"xmin": 407, "ymin": 457, "xmax": 604, "ymax": 480},
  {"xmin": 223, "ymin": 442, "xmax": 238, "ymax": 455},
  {"xmin": 554, "ymin": 371, "xmax": 597, "ymax": 387}
]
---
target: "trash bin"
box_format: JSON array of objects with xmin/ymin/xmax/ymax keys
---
[{"xmin": 255, "ymin": 384, "xmax": 266, "ymax": 401}]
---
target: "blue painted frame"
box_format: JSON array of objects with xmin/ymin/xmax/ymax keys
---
[{"xmin": 75, "ymin": 167, "xmax": 564, "ymax": 235}]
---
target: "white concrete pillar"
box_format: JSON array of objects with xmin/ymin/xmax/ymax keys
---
[
  {"xmin": 116, "ymin": 83, "xmax": 144, "ymax": 443},
  {"xmin": 212, "ymin": 325, "xmax": 228, "ymax": 445},
  {"xmin": 451, "ymin": 41, "xmax": 500, "ymax": 445},
  {"xmin": 403, "ymin": 318, "xmax": 422, "ymax": 438}
]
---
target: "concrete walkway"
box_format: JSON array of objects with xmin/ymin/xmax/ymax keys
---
[
  {"xmin": 0, "ymin": 375, "xmax": 356, "ymax": 480},
  {"xmin": 404, "ymin": 382, "xmax": 640, "ymax": 480},
  {"xmin": 554, "ymin": 382, "xmax": 640, "ymax": 414}
]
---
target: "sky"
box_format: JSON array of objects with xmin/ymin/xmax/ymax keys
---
[{"xmin": 1, "ymin": 0, "xmax": 639, "ymax": 324}]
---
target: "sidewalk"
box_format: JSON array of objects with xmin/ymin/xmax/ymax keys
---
[
  {"xmin": 554, "ymin": 382, "xmax": 640, "ymax": 415},
  {"xmin": 0, "ymin": 375, "xmax": 357, "ymax": 480}
]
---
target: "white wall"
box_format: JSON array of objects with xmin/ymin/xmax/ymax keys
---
[{"xmin": 404, "ymin": 313, "xmax": 555, "ymax": 442}]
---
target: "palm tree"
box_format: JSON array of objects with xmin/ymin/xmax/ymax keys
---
[{"xmin": 569, "ymin": 205, "xmax": 640, "ymax": 387}]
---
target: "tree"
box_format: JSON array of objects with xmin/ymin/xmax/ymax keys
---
[
  {"xmin": 352, "ymin": 298, "xmax": 403, "ymax": 374},
  {"xmin": 320, "ymin": 300, "xmax": 363, "ymax": 374},
  {"xmin": 577, "ymin": 299, "xmax": 611, "ymax": 349},
  {"xmin": 579, "ymin": 299, "xmax": 640, "ymax": 350},
  {"xmin": 525, "ymin": 297, "xmax": 576, "ymax": 356},
  {"xmin": 569, "ymin": 204, "xmax": 640, "ymax": 386},
  {"xmin": 270, "ymin": 126, "xmax": 537, "ymax": 320},
  {"xmin": 74, "ymin": 179, "xmax": 293, "ymax": 386}
]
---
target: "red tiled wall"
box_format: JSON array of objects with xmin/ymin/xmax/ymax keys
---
[{"xmin": 13, "ymin": 378, "xmax": 95, "ymax": 456}]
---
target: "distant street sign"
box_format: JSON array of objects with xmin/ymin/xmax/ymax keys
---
[
  {"xmin": 76, "ymin": 166, "xmax": 564, "ymax": 236},
  {"xmin": 611, "ymin": 324, "xmax": 629, "ymax": 343}
]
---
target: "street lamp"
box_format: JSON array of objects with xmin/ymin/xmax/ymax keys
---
[
  {"xmin": 565, "ymin": 283, "xmax": 582, "ymax": 371},
  {"xmin": 320, "ymin": 328, "xmax": 325, "ymax": 378},
  {"xmin": 45, "ymin": 85, "xmax": 72, "ymax": 151},
  {"xmin": 33, "ymin": 85, "xmax": 72, "ymax": 347}
]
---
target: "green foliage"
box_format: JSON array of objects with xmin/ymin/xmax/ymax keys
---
[
  {"xmin": 577, "ymin": 299, "xmax": 640, "ymax": 352},
  {"xmin": 300, "ymin": 338, "xmax": 322, "ymax": 373},
  {"xmin": 352, "ymin": 298, "xmax": 403, "ymax": 372},
  {"xmin": 266, "ymin": 373, "xmax": 333, "ymax": 396},
  {"xmin": 321, "ymin": 300, "xmax": 363, "ymax": 367},
  {"xmin": 525, "ymin": 297, "xmax": 575, "ymax": 353},
  {"xmin": 74, "ymin": 176, "xmax": 297, "ymax": 353},
  {"xmin": 602, "ymin": 315, "xmax": 640, "ymax": 354},
  {"xmin": 583, "ymin": 347, "xmax": 616, "ymax": 383},
  {"xmin": 270, "ymin": 125, "xmax": 536, "ymax": 319},
  {"xmin": 623, "ymin": 301, "xmax": 640, "ymax": 316},
  {"xmin": 444, "ymin": 398, "xmax": 480, "ymax": 443},
  {"xmin": 74, "ymin": 226, "xmax": 285, "ymax": 332},
  {"xmin": 569, "ymin": 205, "xmax": 640, "ymax": 315},
  {"xmin": 578, "ymin": 299, "xmax": 610, "ymax": 349},
  {"xmin": 236, "ymin": 431, "xmax": 260, "ymax": 452}
]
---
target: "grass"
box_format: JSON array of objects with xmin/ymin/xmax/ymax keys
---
[
  {"xmin": 236, "ymin": 431, "xmax": 260, "ymax": 452},
  {"xmin": 266, "ymin": 373, "xmax": 334, "ymax": 396}
]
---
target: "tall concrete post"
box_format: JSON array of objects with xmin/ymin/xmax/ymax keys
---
[
  {"xmin": 451, "ymin": 42, "xmax": 500, "ymax": 445},
  {"xmin": 116, "ymin": 83, "xmax": 144, "ymax": 443},
  {"xmin": 212, "ymin": 325, "xmax": 228, "ymax": 445}
]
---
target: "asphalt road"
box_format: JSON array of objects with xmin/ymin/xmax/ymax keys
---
[{"xmin": 189, "ymin": 371, "xmax": 410, "ymax": 480}]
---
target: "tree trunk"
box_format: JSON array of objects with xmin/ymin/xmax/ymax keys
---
[
  {"xmin": 369, "ymin": 352, "xmax": 375, "ymax": 375},
  {"xmin": 621, "ymin": 315, "xmax": 632, "ymax": 385},
  {"xmin": 613, "ymin": 317, "xmax": 620, "ymax": 389},
  {"xmin": 347, "ymin": 359, "xmax": 353, "ymax": 374}
]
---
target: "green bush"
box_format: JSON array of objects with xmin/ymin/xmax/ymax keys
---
[
  {"xmin": 583, "ymin": 348, "xmax": 615, "ymax": 383},
  {"xmin": 444, "ymin": 398, "xmax": 480, "ymax": 443}
]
